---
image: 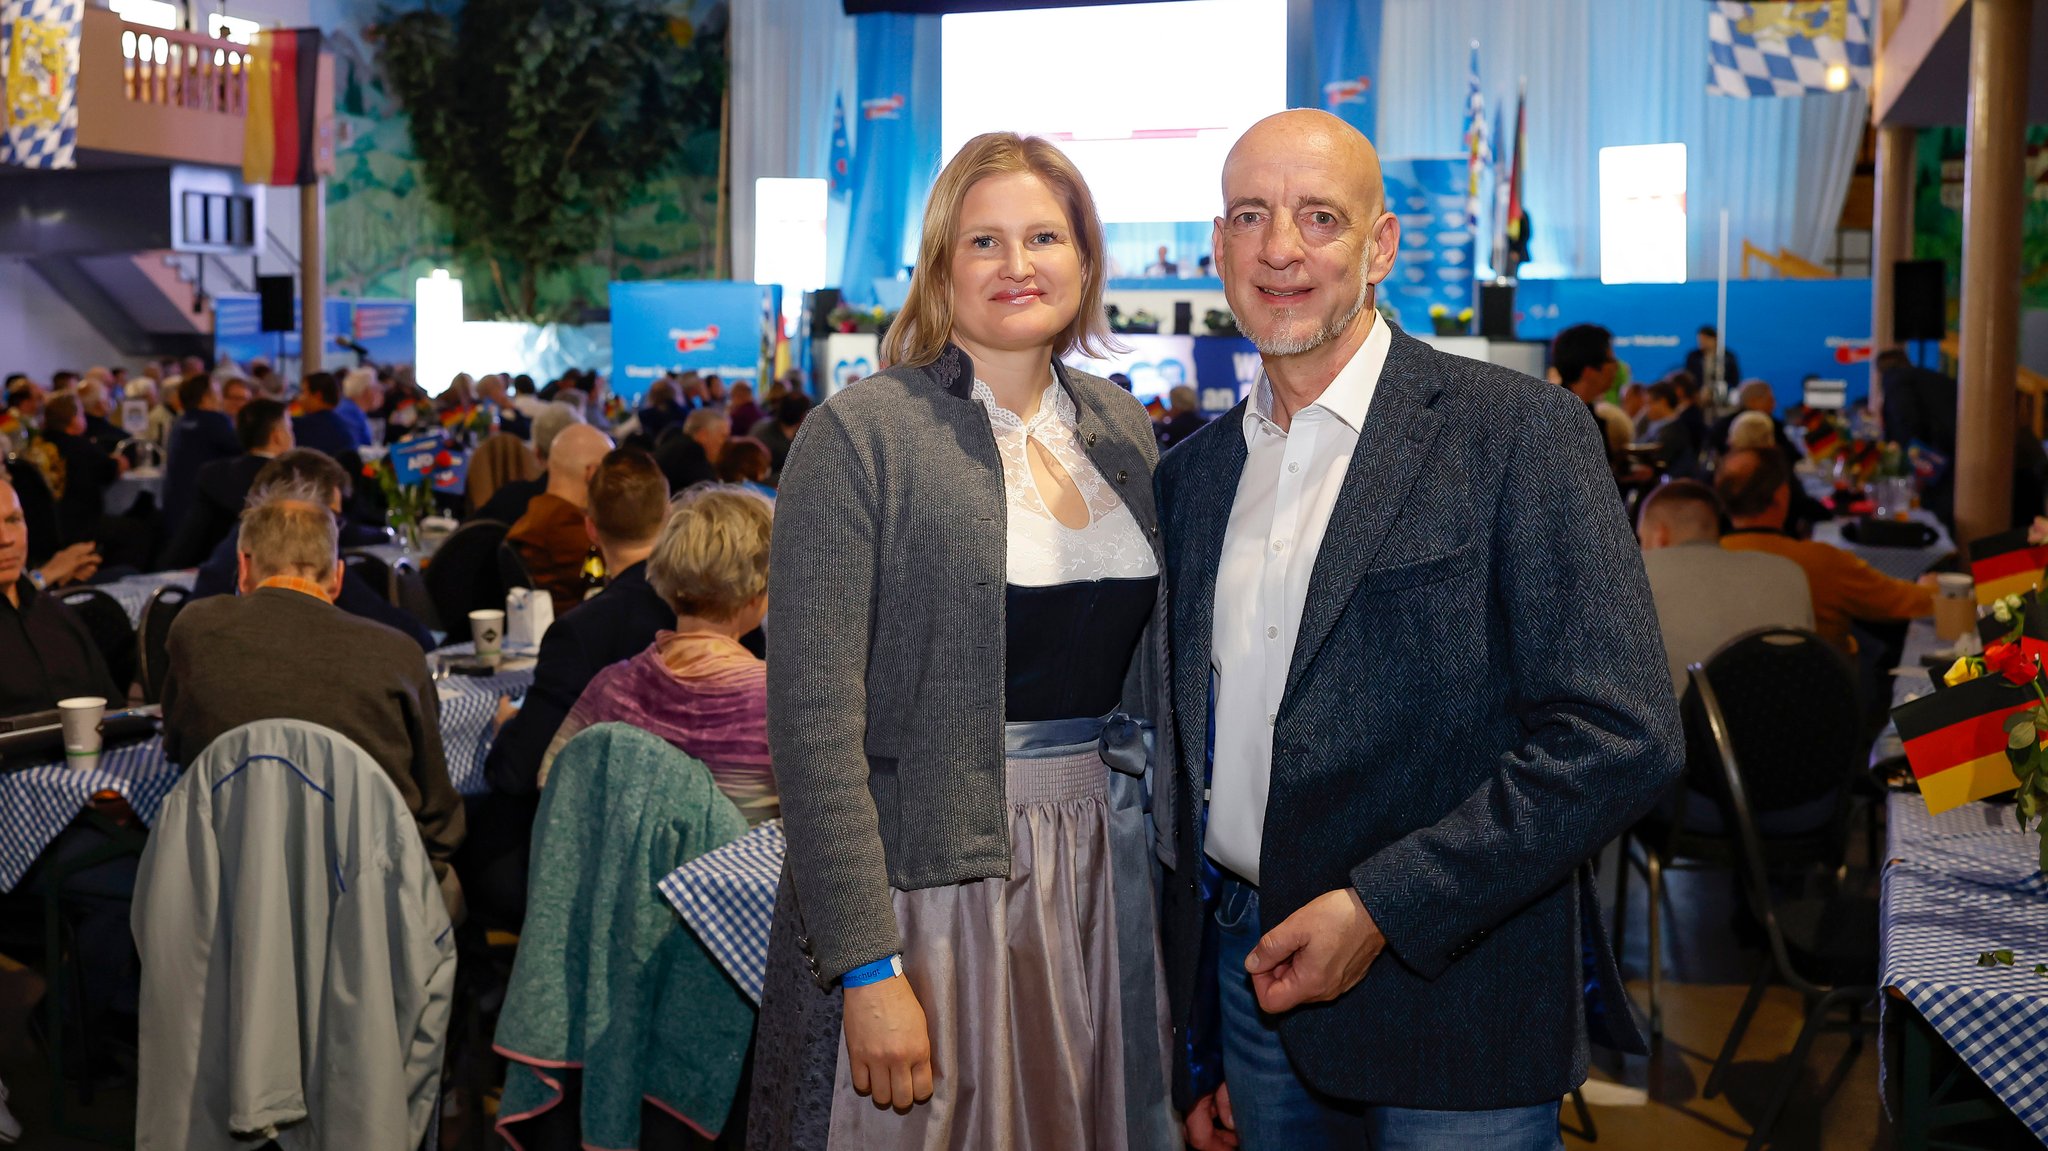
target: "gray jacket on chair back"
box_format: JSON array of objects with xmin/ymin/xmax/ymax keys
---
[
  {"xmin": 1157, "ymin": 328, "xmax": 1683, "ymax": 1111},
  {"xmin": 766, "ymin": 344, "xmax": 1166, "ymax": 983}
]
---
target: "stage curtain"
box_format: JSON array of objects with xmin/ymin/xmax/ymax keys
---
[
  {"xmin": 730, "ymin": 0, "xmax": 853, "ymax": 282},
  {"xmin": 1376, "ymin": 0, "xmax": 1867, "ymax": 281}
]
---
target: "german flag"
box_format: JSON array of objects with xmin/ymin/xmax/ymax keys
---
[
  {"xmin": 1969, "ymin": 528, "xmax": 2048, "ymax": 606},
  {"xmin": 242, "ymin": 29, "xmax": 323, "ymax": 186},
  {"xmin": 1893, "ymin": 674, "xmax": 2036, "ymax": 814},
  {"xmin": 1979, "ymin": 590, "xmax": 2048, "ymax": 668}
]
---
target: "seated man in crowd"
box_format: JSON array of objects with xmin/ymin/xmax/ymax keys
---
[
  {"xmin": 0, "ymin": 474, "xmax": 123, "ymax": 718},
  {"xmin": 506, "ymin": 423, "xmax": 614, "ymax": 615},
  {"xmin": 1638, "ymin": 479, "xmax": 1813, "ymax": 696},
  {"xmin": 653, "ymin": 406, "xmax": 729, "ymax": 494},
  {"xmin": 292, "ymin": 371, "xmax": 360, "ymax": 459},
  {"xmin": 220, "ymin": 376, "xmax": 252, "ymax": 420},
  {"xmin": 40, "ymin": 393, "xmax": 129, "ymax": 554},
  {"xmin": 159, "ymin": 372, "xmax": 241, "ymax": 546},
  {"xmin": 1710, "ymin": 380, "xmax": 1802, "ymax": 461},
  {"xmin": 163, "ymin": 481, "xmax": 465, "ymax": 916},
  {"xmin": 338, "ymin": 368, "xmax": 383, "ymax": 448},
  {"xmin": 469, "ymin": 447, "xmax": 674, "ymax": 927},
  {"xmin": 540, "ymin": 482, "xmax": 775, "ymax": 821},
  {"xmin": 162, "ymin": 397, "xmax": 293, "ymax": 569},
  {"xmin": 1716, "ymin": 447, "xmax": 1933, "ymax": 655},
  {"xmin": 191, "ymin": 450, "xmax": 435, "ymax": 651},
  {"xmin": 748, "ymin": 391, "xmax": 811, "ymax": 483},
  {"xmin": 475, "ymin": 401, "xmax": 583, "ymax": 525},
  {"xmin": 1640, "ymin": 382, "xmax": 1699, "ymax": 479}
]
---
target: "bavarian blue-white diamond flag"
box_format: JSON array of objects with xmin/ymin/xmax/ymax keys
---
[
  {"xmin": 1708, "ymin": 0, "xmax": 1872, "ymax": 98},
  {"xmin": 0, "ymin": 0, "xmax": 82, "ymax": 168}
]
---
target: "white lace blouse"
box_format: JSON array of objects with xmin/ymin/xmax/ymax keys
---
[{"xmin": 971, "ymin": 372, "xmax": 1160, "ymax": 588}]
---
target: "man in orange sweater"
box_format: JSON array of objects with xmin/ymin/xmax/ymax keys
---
[{"xmin": 1715, "ymin": 446, "xmax": 1933, "ymax": 654}]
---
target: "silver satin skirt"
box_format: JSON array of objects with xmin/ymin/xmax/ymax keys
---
[{"xmin": 825, "ymin": 717, "xmax": 1175, "ymax": 1151}]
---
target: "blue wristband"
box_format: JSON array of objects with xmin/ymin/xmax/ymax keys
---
[{"xmin": 841, "ymin": 954, "xmax": 904, "ymax": 989}]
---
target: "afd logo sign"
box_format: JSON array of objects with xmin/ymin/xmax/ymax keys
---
[
  {"xmin": 862, "ymin": 94, "xmax": 904, "ymax": 120},
  {"xmin": 1324, "ymin": 76, "xmax": 1370, "ymax": 107},
  {"xmin": 834, "ymin": 356, "xmax": 873, "ymax": 391},
  {"xmin": 671, "ymin": 326, "xmax": 719, "ymax": 353}
]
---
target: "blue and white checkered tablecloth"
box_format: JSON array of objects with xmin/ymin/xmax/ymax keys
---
[
  {"xmin": 1810, "ymin": 511, "xmax": 1953, "ymax": 583},
  {"xmin": 659, "ymin": 819, "xmax": 784, "ymax": 1005},
  {"xmin": 1881, "ymin": 792, "xmax": 2048, "ymax": 1141},
  {"xmin": 0, "ymin": 736, "xmax": 181, "ymax": 891},
  {"xmin": 0, "ymin": 651, "xmax": 534, "ymax": 892},
  {"xmin": 97, "ymin": 570, "xmax": 197, "ymax": 627}
]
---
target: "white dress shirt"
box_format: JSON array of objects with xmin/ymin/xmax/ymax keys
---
[{"xmin": 1207, "ymin": 316, "xmax": 1391, "ymax": 883}]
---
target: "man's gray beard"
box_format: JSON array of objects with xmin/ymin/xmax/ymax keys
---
[{"xmin": 1236, "ymin": 269, "xmax": 1374, "ymax": 358}]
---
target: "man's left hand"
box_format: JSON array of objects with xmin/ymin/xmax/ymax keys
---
[
  {"xmin": 1246, "ymin": 887, "xmax": 1385, "ymax": 1014},
  {"xmin": 493, "ymin": 695, "xmax": 519, "ymax": 732}
]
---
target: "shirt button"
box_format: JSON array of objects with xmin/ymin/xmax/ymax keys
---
[
  {"xmin": 1267, "ymin": 713, "xmax": 1276, "ymax": 726},
  {"xmin": 1265, "ymin": 625, "xmax": 1279, "ymax": 640},
  {"xmin": 1272, "ymin": 539, "xmax": 1286, "ymax": 553},
  {"xmin": 1288, "ymin": 462, "xmax": 1300, "ymax": 474}
]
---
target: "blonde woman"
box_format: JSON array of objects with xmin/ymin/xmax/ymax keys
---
[{"xmin": 751, "ymin": 132, "xmax": 1174, "ymax": 1150}]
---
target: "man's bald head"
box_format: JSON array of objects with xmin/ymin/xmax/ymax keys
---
[
  {"xmin": 547, "ymin": 423, "xmax": 616, "ymax": 508},
  {"xmin": 1223, "ymin": 109, "xmax": 1385, "ymax": 217},
  {"xmin": 1214, "ymin": 110, "xmax": 1400, "ymax": 369}
]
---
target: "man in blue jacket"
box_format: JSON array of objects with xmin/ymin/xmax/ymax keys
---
[{"xmin": 1159, "ymin": 110, "xmax": 1682, "ymax": 1150}]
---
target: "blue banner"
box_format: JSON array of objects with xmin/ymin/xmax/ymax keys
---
[
  {"xmin": 1512, "ymin": 277, "xmax": 1874, "ymax": 408},
  {"xmin": 213, "ymin": 294, "xmax": 354, "ymax": 367},
  {"xmin": 390, "ymin": 431, "xmax": 444, "ymax": 486},
  {"xmin": 1314, "ymin": 0, "xmax": 1380, "ymax": 142},
  {"xmin": 609, "ymin": 280, "xmax": 779, "ymax": 398},
  {"xmin": 1379, "ymin": 157, "xmax": 1476, "ymax": 332},
  {"xmin": 350, "ymin": 298, "xmax": 416, "ymax": 368},
  {"xmin": 840, "ymin": 13, "xmax": 940, "ymax": 307}
]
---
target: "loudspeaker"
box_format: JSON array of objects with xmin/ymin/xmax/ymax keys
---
[
  {"xmin": 1479, "ymin": 282, "xmax": 1517, "ymax": 340},
  {"xmin": 806, "ymin": 288, "xmax": 843, "ymax": 338},
  {"xmin": 1893, "ymin": 259, "xmax": 1946, "ymax": 343},
  {"xmin": 257, "ymin": 275, "xmax": 295, "ymax": 333},
  {"xmin": 1173, "ymin": 301, "xmax": 1193, "ymax": 336}
]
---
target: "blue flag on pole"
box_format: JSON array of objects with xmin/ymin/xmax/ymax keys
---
[
  {"xmin": 828, "ymin": 92, "xmax": 853, "ymax": 197},
  {"xmin": 1462, "ymin": 41, "xmax": 1489, "ymax": 234}
]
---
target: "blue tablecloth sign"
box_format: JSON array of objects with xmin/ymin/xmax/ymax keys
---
[{"xmin": 659, "ymin": 819, "xmax": 784, "ymax": 1006}]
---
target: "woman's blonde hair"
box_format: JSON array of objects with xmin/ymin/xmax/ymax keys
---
[
  {"xmin": 648, "ymin": 484, "xmax": 774, "ymax": 622},
  {"xmin": 882, "ymin": 132, "xmax": 1114, "ymax": 369}
]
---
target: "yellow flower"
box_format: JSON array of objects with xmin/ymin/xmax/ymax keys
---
[{"xmin": 1944, "ymin": 657, "xmax": 1979, "ymax": 687}]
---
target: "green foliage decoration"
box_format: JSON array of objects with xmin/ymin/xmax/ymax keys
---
[{"xmin": 372, "ymin": 0, "xmax": 726, "ymax": 321}]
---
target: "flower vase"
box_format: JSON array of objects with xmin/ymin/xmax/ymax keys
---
[{"xmin": 389, "ymin": 513, "xmax": 422, "ymax": 553}]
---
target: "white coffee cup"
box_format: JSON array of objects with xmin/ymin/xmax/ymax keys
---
[
  {"xmin": 470, "ymin": 609, "xmax": 506, "ymax": 662},
  {"xmin": 58, "ymin": 696, "xmax": 106, "ymax": 772},
  {"xmin": 1935, "ymin": 573, "xmax": 1974, "ymax": 599}
]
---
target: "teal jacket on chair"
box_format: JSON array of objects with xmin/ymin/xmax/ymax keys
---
[{"xmin": 495, "ymin": 722, "xmax": 752, "ymax": 1145}]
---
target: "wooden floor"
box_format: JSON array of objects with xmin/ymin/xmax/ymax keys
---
[{"xmin": 0, "ymin": 834, "xmax": 1986, "ymax": 1150}]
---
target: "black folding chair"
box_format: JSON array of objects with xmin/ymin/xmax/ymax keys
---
[
  {"xmin": 422, "ymin": 521, "xmax": 510, "ymax": 643},
  {"xmin": 138, "ymin": 585, "xmax": 190, "ymax": 704},
  {"xmin": 58, "ymin": 586, "xmax": 138, "ymax": 699},
  {"xmin": 391, "ymin": 556, "xmax": 439, "ymax": 632},
  {"xmin": 496, "ymin": 541, "xmax": 535, "ymax": 593},
  {"xmin": 343, "ymin": 549, "xmax": 397, "ymax": 605},
  {"xmin": 1612, "ymin": 626, "xmax": 1862, "ymax": 1039},
  {"xmin": 1692, "ymin": 659, "xmax": 1878, "ymax": 1151}
]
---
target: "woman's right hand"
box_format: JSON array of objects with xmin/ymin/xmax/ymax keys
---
[{"xmin": 842, "ymin": 975, "xmax": 934, "ymax": 1111}]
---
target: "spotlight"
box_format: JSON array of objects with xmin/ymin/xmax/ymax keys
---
[{"xmin": 1823, "ymin": 63, "xmax": 1850, "ymax": 91}]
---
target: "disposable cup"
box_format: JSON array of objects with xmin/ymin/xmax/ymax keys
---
[{"xmin": 58, "ymin": 696, "xmax": 106, "ymax": 772}]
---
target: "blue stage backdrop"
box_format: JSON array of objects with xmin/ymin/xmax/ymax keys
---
[
  {"xmin": 214, "ymin": 294, "xmax": 355, "ymax": 367},
  {"xmin": 609, "ymin": 281, "xmax": 780, "ymax": 399},
  {"xmin": 840, "ymin": 12, "xmax": 941, "ymax": 307},
  {"xmin": 1511, "ymin": 278, "xmax": 1874, "ymax": 408},
  {"xmin": 350, "ymin": 298, "xmax": 417, "ymax": 370},
  {"xmin": 1379, "ymin": 157, "xmax": 1477, "ymax": 333}
]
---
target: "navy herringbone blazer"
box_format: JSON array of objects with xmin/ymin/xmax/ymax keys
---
[{"xmin": 1156, "ymin": 326, "xmax": 1683, "ymax": 1111}]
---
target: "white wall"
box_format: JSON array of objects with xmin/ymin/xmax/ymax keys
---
[{"xmin": 0, "ymin": 258, "xmax": 135, "ymax": 380}]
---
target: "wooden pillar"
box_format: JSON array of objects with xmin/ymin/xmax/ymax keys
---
[
  {"xmin": 300, "ymin": 178, "xmax": 324, "ymax": 380},
  {"xmin": 1870, "ymin": 123, "xmax": 1915, "ymax": 420},
  {"xmin": 1955, "ymin": 0, "xmax": 2030, "ymax": 546}
]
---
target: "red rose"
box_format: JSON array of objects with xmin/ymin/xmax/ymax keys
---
[
  {"xmin": 361, "ymin": 463, "xmax": 378, "ymax": 479},
  {"xmin": 434, "ymin": 450, "xmax": 455, "ymax": 469},
  {"xmin": 1985, "ymin": 641, "xmax": 2038, "ymax": 686}
]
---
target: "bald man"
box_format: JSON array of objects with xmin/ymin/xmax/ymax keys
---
[
  {"xmin": 1156, "ymin": 110, "xmax": 1680, "ymax": 1150},
  {"xmin": 506, "ymin": 423, "xmax": 614, "ymax": 615}
]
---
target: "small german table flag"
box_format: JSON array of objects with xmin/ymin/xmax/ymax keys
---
[
  {"xmin": 1969, "ymin": 528, "xmax": 2048, "ymax": 607},
  {"xmin": 242, "ymin": 28, "xmax": 323, "ymax": 186},
  {"xmin": 1893, "ymin": 675, "xmax": 2035, "ymax": 814}
]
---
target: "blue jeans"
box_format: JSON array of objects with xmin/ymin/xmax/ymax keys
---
[{"xmin": 1214, "ymin": 876, "xmax": 1563, "ymax": 1151}]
